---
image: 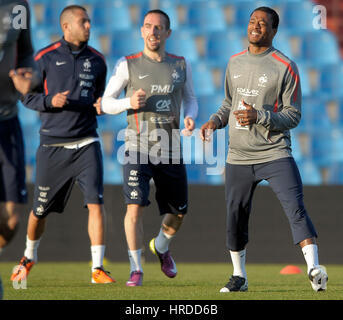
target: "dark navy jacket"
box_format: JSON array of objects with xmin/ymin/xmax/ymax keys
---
[{"xmin": 23, "ymin": 38, "xmax": 107, "ymax": 145}]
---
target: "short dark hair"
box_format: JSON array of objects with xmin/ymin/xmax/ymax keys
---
[
  {"xmin": 143, "ymin": 9, "xmax": 170, "ymax": 30},
  {"xmin": 60, "ymin": 5, "xmax": 87, "ymax": 25},
  {"xmin": 250, "ymin": 6, "xmax": 279, "ymax": 29}
]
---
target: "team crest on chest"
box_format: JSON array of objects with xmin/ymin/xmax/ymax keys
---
[{"xmin": 83, "ymin": 59, "xmax": 92, "ymax": 72}]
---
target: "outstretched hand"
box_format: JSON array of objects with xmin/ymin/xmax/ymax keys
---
[{"xmin": 200, "ymin": 120, "xmax": 217, "ymax": 141}]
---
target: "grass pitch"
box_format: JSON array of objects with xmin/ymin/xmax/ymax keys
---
[{"xmin": 0, "ymin": 262, "xmax": 342, "ymax": 300}]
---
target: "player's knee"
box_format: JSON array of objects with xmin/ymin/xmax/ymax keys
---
[
  {"xmin": 125, "ymin": 205, "xmax": 143, "ymax": 223},
  {"xmin": 0, "ymin": 221, "xmax": 19, "ymax": 244}
]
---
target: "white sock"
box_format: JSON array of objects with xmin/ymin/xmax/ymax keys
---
[
  {"xmin": 302, "ymin": 244, "xmax": 319, "ymax": 273},
  {"xmin": 155, "ymin": 228, "xmax": 174, "ymax": 254},
  {"xmin": 230, "ymin": 249, "xmax": 247, "ymax": 279},
  {"xmin": 24, "ymin": 236, "xmax": 41, "ymax": 262},
  {"xmin": 128, "ymin": 249, "xmax": 143, "ymax": 272},
  {"xmin": 91, "ymin": 245, "xmax": 105, "ymax": 272}
]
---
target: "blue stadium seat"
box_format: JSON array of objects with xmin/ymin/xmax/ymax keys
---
[
  {"xmin": 31, "ymin": 28, "xmax": 53, "ymax": 51},
  {"xmin": 186, "ymin": 2, "xmax": 226, "ymax": 33},
  {"xmin": 109, "ymin": 30, "xmax": 144, "ymax": 59},
  {"xmin": 300, "ymin": 30, "xmax": 340, "ymax": 67},
  {"xmin": 18, "ymin": 104, "xmax": 40, "ymax": 127},
  {"xmin": 205, "ymin": 31, "xmax": 244, "ymax": 68},
  {"xmin": 103, "ymin": 156, "xmax": 123, "ymax": 184},
  {"xmin": 185, "ymin": 164, "xmax": 206, "ymax": 184},
  {"xmin": 196, "ymin": 93, "xmax": 224, "ymax": 125},
  {"xmin": 308, "ymin": 131, "xmax": 335, "ymax": 167},
  {"xmin": 318, "ymin": 63, "xmax": 343, "ymax": 100},
  {"xmin": 329, "ymin": 128, "xmax": 343, "ymax": 163},
  {"xmin": 97, "ymin": 113, "xmax": 127, "ymax": 133},
  {"xmin": 327, "ymin": 163, "xmax": 343, "ymax": 184},
  {"xmin": 297, "ymin": 160, "xmax": 322, "ymax": 185},
  {"xmin": 233, "ymin": 0, "xmax": 280, "ymax": 27},
  {"xmin": 166, "ymin": 30, "xmax": 199, "ymax": 63},
  {"xmin": 332, "ymin": 99, "xmax": 343, "ymax": 125},
  {"xmin": 273, "ymin": 31, "xmax": 293, "ymax": 59},
  {"xmin": 290, "ymin": 133, "xmax": 303, "ymax": 162},
  {"xmin": 299, "ymin": 98, "xmax": 331, "ymax": 134},
  {"xmin": 281, "ymin": 0, "xmax": 316, "ymax": 33},
  {"xmin": 92, "ymin": 0, "xmax": 132, "ymax": 32},
  {"xmin": 88, "ymin": 31, "xmax": 102, "ymax": 52},
  {"xmin": 296, "ymin": 62, "xmax": 311, "ymax": 98},
  {"xmin": 191, "ymin": 62, "xmax": 216, "ymax": 96},
  {"xmin": 154, "ymin": 0, "xmax": 179, "ymax": 30}
]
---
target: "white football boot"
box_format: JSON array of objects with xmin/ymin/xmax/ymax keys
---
[{"xmin": 309, "ymin": 265, "xmax": 328, "ymax": 292}]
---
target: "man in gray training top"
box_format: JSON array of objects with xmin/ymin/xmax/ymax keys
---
[
  {"xmin": 96, "ymin": 9, "xmax": 198, "ymax": 286},
  {"xmin": 200, "ymin": 6, "xmax": 327, "ymax": 292}
]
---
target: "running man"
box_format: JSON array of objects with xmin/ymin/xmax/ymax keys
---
[
  {"xmin": 10, "ymin": 5, "xmax": 115, "ymax": 284},
  {"xmin": 95, "ymin": 9, "xmax": 198, "ymax": 286},
  {"xmin": 200, "ymin": 6, "xmax": 327, "ymax": 292},
  {"xmin": 0, "ymin": 0, "xmax": 38, "ymax": 257}
]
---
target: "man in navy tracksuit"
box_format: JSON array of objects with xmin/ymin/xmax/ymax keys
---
[{"xmin": 11, "ymin": 5, "xmax": 115, "ymax": 284}]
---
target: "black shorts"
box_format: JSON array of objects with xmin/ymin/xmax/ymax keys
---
[
  {"xmin": 123, "ymin": 152, "xmax": 188, "ymax": 215},
  {"xmin": 32, "ymin": 142, "xmax": 104, "ymax": 218},
  {"xmin": 0, "ymin": 116, "xmax": 27, "ymax": 203}
]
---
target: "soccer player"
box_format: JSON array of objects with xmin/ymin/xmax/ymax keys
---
[
  {"xmin": 200, "ymin": 7, "xmax": 328, "ymax": 292},
  {"xmin": 10, "ymin": 5, "xmax": 115, "ymax": 284},
  {"xmin": 0, "ymin": 0, "xmax": 37, "ymax": 257},
  {"xmin": 95, "ymin": 9, "xmax": 198, "ymax": 286}
]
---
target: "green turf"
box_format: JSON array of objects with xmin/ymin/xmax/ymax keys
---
[{"xmin": 0, "ymin": 262, "xmax": 342, "ymax": 300}]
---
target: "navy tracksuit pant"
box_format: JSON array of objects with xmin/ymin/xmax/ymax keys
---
[{"xmin": 225, "ymin": 157, "xmax": 317, "ymax": 251}]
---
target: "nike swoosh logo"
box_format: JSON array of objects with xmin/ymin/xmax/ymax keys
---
[
  {"xmin": 178, "ymin": 204, "xmax": 187, "ymax": 210},
  {"xmin": 138, "ymin": 74, "xmax": 149, "ymax": 79},
  {"xmin": 56, "ymin": 61, "xmax": 67, "ymax": 66}
]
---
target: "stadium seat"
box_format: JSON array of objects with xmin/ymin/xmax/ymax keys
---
[
  {"xmin": 18, "ymin": 103, "xmax": 40, "ymax": 127},
  {"xmin": 205, "ymin": 31, "xmax": 244, "ymax": 68},
  {"xmin": 290, "ymin": 133, "xmax": 303, "ymax": 162},
  {"xmin": 109, "ymin": 30, "xmax": 144, "ymax": 59},
  {"xmin": 92, "ymin": 0, "xmax": 132, "ymax": 32},
  {"xmin": 97, "ymin": 112, "xmax": 127, "ymax": 133},
  {"xmin": 103, "ymin": 156, "xmax": 123, "ymax": 184},
  {"xmin": 165, "ymin": 30, "xmax": 199, "ymax": 63},
  {"xmin": 296, "ymin": 62, "xmax": 311, "ymax": 98},
  {"xmin": 154, "ymin": 0, "xmax": 179, "ymax": 30},
  {"xmin": 191, "ymin": 62, "xmax": 216, "ymax": 96},
  {"xmin": 31, "ymin": 28, "xmax": 53, "ymax": 51},
  {"xmin": 273, "ymin": 31, "xmax": 293, "ymax": 59},
  {"xmin": 281, "ymin": 0, "xmax": 316, "ymax": 33},
  {"xmin": 297, "ymin": 160, "xmax": 322, "ymax": 185},
  {"xmin": 196, "ymin": 93, "xmax": 224, "ymax": 125},
  {"xmin": 300, "ymin": 30, "xmax": 340, "ymax": 67},
  {"xmin": 233, "ymin": 0, "xmax": 281, "ymax": 28},
  {"xmin": 185, "ymin": 164, "xmax": 206, "ymax": 183},
  {"xmin": 308, "ymin": 130, "xmax": 335, "ymax": 167},
  {"xmin": 299, "ymin": 98, "xmax": 331, "ymax": 134},
  {"xmin": 318, "ymin": 63, "xmax": 343, "ymax": 100},
  {"xmin": 186, "ymin": 1, "xmax": 226, "ymax": 33},
  {"xmin": 327, "ymin": 162, "xmax": 343, "ymax": 184}
]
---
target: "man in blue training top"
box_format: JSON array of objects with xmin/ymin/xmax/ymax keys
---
[{"xmin": 10, "ymin": 5, "xmax": 115, "ymax": 284}]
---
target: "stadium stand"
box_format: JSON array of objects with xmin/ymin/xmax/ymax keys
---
[{"xmin": 21, "ymin": 0, "xmax": 343, "ymax": 185}]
